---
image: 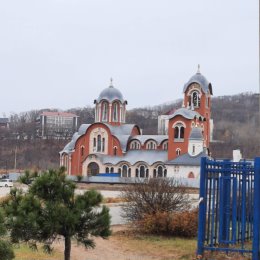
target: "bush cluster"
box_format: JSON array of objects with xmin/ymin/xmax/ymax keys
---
[{"xmin": 137, "ymin": 208, "xmax": 198, "ymax": 238}]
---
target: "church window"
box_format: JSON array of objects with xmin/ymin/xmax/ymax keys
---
[
  {"xmin": 146, "ymin": 141, "xmax": 156, "ymax": 150},
  {"xmin": 135, "ymin": 168, "xmax": 139, "ymax": 177},
  {"xmin": 128, "ymin": 168, "xmax": 131, "ymax": 177},
  {"xmin": 102, "ymin": 102, "xmax": 108, "ymax": 121},
  {"xmin": 97, "ymin": 135, "xmax": 101, "ymax": 152},
  {"xmin": 80, "ymin": 146, "xmax": 84, "ymax": 156},
  {"xmin": 110, "ymin": 167, "xmax": 114, "ymax": 173},
  {"xmin": 130, "ymin": 141, "xmax": 140, "ymax": 150},
  {"xmin": 122, "ymin": 165, "xmax": 128, "ymax": 177},
  {"xmin": 174, "ymin": 124, "xmax": 185, "ymax": 140},
  {"xmin": 93, "ymin": 138, "xmax": 96, "ymax": 148},
  {"xmin": 191, "ymin": 91, "xmax": 200, "ymax": 107},
  {"xmin": 113, "ymin": 102, "xmax": 118, "ymax": 122},
  {"xmin": 153, "ymin": 169, "xmax": 156, "ymax": 178},
  {"xmin": 164, "ymin": 169, "xmax": 167, "ymax": 177},
  {"xmin": 118, "ymin": 168, "xmax": 121, "ymax": 175},
  {"xmin": 192, "ymin": 145, "xmax": 195, "ymax": 155},
  {"xmin": 157, "ymin": 166, "xmax": 163, "ymax": 177},
  {"xmin": 102, "ymin": 138, "xmax": 105, "ymax": 152},
  {"xmin": 113, "ymin": 147, "xmax": 117, "ymax": 155},
  {"xmin": 162, "ymin": 141, "xmax": 168, "ymax": 150},
  {"xmin": 105, "ymin": 167, "xmax": 109, "ymax": 173},
  {"xmin": 176, "ymin": 148, "xmax": 181, "ymax": 156},
  {"xmin": 146, "ymin": 169, "xmax": 149, "ymax": 178}
]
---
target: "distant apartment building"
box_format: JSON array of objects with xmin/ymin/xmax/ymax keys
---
[
  {"xmin": 0, "ymin": 118, "xmax": 9, "ymax": 129},
  {"xmin": 36, "ymin": 112, "xmax": 79, "ymax": 139}
]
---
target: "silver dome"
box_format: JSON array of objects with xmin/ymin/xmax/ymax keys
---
[
  {"xmin": 183, "ymin": 72, "xmax": 213, "ymax": 95},
  {"xmin": 95, "ymin": 86, "xmax": 126, "ymax": 104}
]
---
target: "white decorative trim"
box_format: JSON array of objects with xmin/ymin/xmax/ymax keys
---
[{"xmin": 172, "ymin": 121, "xmax": 186, "ymax": 128}]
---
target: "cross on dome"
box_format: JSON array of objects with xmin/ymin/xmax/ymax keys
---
[{"xmin": 109, "ymin": 78, "xmax": 114, "ymax": 88}]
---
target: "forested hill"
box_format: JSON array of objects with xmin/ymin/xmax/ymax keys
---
[{"xmin": 0, "ymin": 92, "xmax": 259, "ymax": 171}]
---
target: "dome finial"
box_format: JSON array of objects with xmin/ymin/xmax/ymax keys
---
[
  {"xmin": 109, "ymin": 78, "xmax": 113, "ymax": 88},
  {"xmin": 197, "ymin": 64, "xmax": 200, "ymax": 74}
]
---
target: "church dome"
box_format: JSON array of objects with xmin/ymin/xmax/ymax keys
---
[
  {"xmin": 183, "ymin": 67, "xmax": 213, "ymax": 95},
  {"xmin": 94, "ymin": 81, "xmax": 126, "ymax": 104}
]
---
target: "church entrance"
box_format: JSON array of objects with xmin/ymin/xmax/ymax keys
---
[{"xmin": 87, "ymin": 162, "xmax": 99, "ymax": 176}]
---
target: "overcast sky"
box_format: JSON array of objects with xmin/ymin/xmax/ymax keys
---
[{"xmin": 0, "ymin": 0, "xmax": 258, "ymax": 115}]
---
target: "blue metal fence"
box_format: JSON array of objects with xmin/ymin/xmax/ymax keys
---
[{"xmin": 197, "ymin": 157, "xmax": 260, "ymax": 259}]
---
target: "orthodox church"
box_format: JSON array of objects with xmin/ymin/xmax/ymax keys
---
[{"xmin": 60, "ymin": 67, "xmax": 213, "ymax": 179}]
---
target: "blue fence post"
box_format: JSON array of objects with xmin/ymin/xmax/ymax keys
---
[
  {"xmin": 197, "ymin": 157, "xmax": 207, "ymax": 256},
  {"xmin": 253, "ymin": 157, "xmax": 260, "ymax": 260}
]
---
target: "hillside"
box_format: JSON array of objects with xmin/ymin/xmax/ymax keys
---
[{"xmin": 0, "ymin": 92, "xmax": 259, "ymax": 171}]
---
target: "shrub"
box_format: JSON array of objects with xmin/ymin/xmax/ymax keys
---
[
  {"xmin": 120, "ymin": 178, "xmax": 191, "ymax": 222},
  {"xmin": 138, "ymin": 208, "xmax": 198, "ymax": 238}
]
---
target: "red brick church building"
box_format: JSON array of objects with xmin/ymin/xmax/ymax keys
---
[{"xmin": 60, "ymin": 67, "xmax": 213, "ymax": 179}]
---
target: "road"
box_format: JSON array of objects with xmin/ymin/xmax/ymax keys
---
[{"xmin": 0, "ymin": 187, "xmax": 199, "ymax": 225}]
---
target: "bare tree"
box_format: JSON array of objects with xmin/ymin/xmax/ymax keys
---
[{"xmin": 120, "ymin": 178, "xmax": 191, "ymax": 222}]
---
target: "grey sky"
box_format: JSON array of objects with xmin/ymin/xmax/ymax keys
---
[{"xmin": 0, "ymin": 0, "xmax": 258, "ymax": 115}]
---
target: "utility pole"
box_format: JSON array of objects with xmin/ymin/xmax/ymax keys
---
[{"xmin": 14, "ymin": 146, "xmax": 17, "ymax": 170}]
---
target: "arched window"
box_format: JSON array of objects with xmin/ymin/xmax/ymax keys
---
[
  {"xmin": 162, "ymin": 141, "xmax": 168, "ymax": 150},
  {"xmin": 180, "ymin": 126, "xmax": 185, "ymax": 138},
  {"xmin": 135, "ymin": 168, "xmax": 139, "ymax": 177},
  {"xmin": 114, "ymin": 147, "xmax": 117, "ymax": 155},
  {"xmin": 80, "ymin": 146, "xmax": 84, "ymax": 156},
  {"xmin": 110, "ymin": 167, "xmax": 114, "ymax": 173},
  {"xmin": 93, "ymin": 138, "xmax": 96, "ymax": 149},
  {"xmin": 122, "ymin": 165, "xmax": 128, "ymax": 177},
  {"xmin": 164, "ymin": 169, "xmax": 167, "ymax": 177},
  {"xmin": 130, "ymin": 141, "xmax": 140, "ymax": 150},
  {"xmin": 176, "ymin": 148, "xmax": 181, "ymax": 156},
  {"xmin": 146, "ymin": 169, "xmax": 149, "ymax": 178},
  {"xmin": 102, "ymin": 102, "xmax": 108, "ymax": 121},
  {"xmin": 146, "ymin": 141, "xmax": 156, "ymax": 150},
  {"xmin": 191, "ymin": 91, "xmax": 200, "ymax": 107},
  {"xmin": 153, "ymin": 169, "xmax": 156, "ymax": 178},
  {"xmin": 113, "ymin": 102, "xmax": 118, "ymax": 122},
  {"xmin": 105, "ymin": 167, "xmax": 109, "ymax": 173},
  {"xmin": 118, "ymin": 168, "xmax": 121, "ymax": 175},
  {"xmin": 174, "ymin": 124, "xmax": 185, "ymax": 140},
  {"xmin": 128, "ymin": 168, "xmax": 131, "ymax": 177},
  {"xmin": 140, "ymin": 166, "xmax": 145, "ymax": 178},
  {"xmin": 97, "ymin": 135, "xmax": 101, "ymax": 152},
  {"xmin": 157, "ymin": 166, "xmax": 163, "ymax": 177},
  {"xmin": 174, "ymin": 127, "xmax": 179, "ymax": 139},
  {"xmin": 102, "ymin": 138, "xmax": 105, "ymax": 152}
]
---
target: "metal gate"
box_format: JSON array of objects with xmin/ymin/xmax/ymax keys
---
[{"xmin": 197, "ymin": 157, "xmax": 260, "ymax": 259}]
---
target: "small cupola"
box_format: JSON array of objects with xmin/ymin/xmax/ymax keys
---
[
  {"xmin": 94, "ymin": 79, "xmax": 127, "ymax": 125},
  {"xmin": 188, "ymin": 126, "xmax": 204, "ymax": 157}
]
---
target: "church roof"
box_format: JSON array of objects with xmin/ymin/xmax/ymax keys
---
[
  {"xmin": 99, "ymin": 150, "xmax": 168, "ymax": 166},
  {"xmin": 166, "ymin": 151, "xmax": 208, "ymax": 166},
  {"xmin": 169, "ymin": 107, "xmax": 204, "ymax": 120},
  {"xmin": 95, "ymin": 85, "xmax": 126, "ymax": 103},
  {"xmin": 104, "ymin": 123, "xmax": 140, "ymax": 152},
  {"xmin": 130, "ymin": 135, "xmax": 168, "ymax": 145},
  {"xmin": 60, "ymin": 124, "xmax": 91, "ymax": 154},
  {"xmin": 189, "ymin": 127, "xmax": 203, "ymax": 140},
  {"xmin": 183, "ymin": 71, "xmax": 213, "ymax": 95}
]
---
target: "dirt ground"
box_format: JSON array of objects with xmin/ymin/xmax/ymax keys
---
[
  {"xmin": 55, "ymin": 225, "xmax": 196, "ymax": 260},
  {"xmin": 54, "ymin": 224, "xmax": 251, "ymax": 260}
]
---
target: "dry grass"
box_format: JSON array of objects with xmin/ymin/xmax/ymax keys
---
[
  {"xmin": 13, "ymin": 244, "xmax": 62, "ymax": 260},
  {"xmin": 103, "ymin": 197, "xmax": 125, "ymax": 204},
  {"xmin": 113, "ymin": 227, "xmax": 197, "ymax": 260}
]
